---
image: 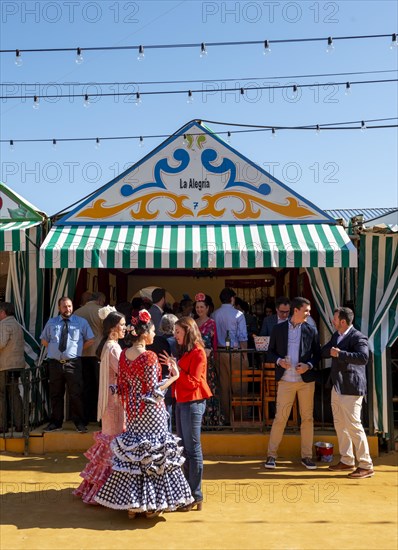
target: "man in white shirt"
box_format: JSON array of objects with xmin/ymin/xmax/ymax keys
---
[
  {"xmin": 213, "ymin": 288, "xmax": 248, "ymax": 425},
  {"xmin": 264, "ymin": 297, "xmax": 320, "ymax": 470}
]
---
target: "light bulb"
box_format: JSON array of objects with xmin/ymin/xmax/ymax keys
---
[
  {"xmin": 95, "ymin": 138, "xmax": 100, "ymax": 149},
  {"xmin": 200, "ymin": 43, "xmax": 207, "ymax": 58},
  {"xmin": 326, "ymin": 37, "xmax": 334, "ymax": 53},
  {"xmin": 187, "ymin": 90, "xmax": 193, "ymax": 104},
  {"xmin": 292, "ymin": 84, "xmax": 298, "ymax": 96},
  {"xmin": 271, "ymin": 128, "xmax": 276, "ymax": 138},
  {"xmin": 137, "ymin": 45, "xmax": 145, "ymax": 61},
  {"xmin": 139, "ymin": 136, "xmax": 144, "ymax": 148},
  {"xmin": 390, "ymin": 33, "xmax": 398, "ymax": 49},
  {"xmin": 9, "ymin": 140, "xmax": 15, "ymax": 151},
  {"xmin": 135, "ymin": 92, "xmax": 141, "ymax": 106},
  {"xmin": 15, "ymin": 50, "xmax": 22, "ymax": 66},
  {"xmin": 183, "ymin": 134, "xmax": 188, "ymax": 146},
  {"xmin": 75, "ymin": 47, "xmax": 84, "ymax": 64},
  {"xmin": 345, "ymin": 82, "xmax": 351, "ymax": 95},
  {"xmin": 83, "ymin": 94, "xmax": 90, "ymax": 108},
  {"xmin": 263, "ymin": 40, "xmax": 271, "ymax": 56},
  {"xmin": 33, "ymin": 96, "xmax": 39, "ymax": 109},
  {"xmin": 361, "ymin": 121, "xmax": 366, "ymax": 131},
  {"xmin": 52, "ymin": 139, "xmax": 57, "ymax": 150},
  {"xmin": 316, "ymin": 125, "xmax": 321, "ymax": 135},
  {"xmin": 227, "ymin": 131, "xmax": 231, "ymax": 144}
]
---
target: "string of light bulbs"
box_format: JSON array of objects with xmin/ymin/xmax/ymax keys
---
[
  {"xmin": 2, "ymin": 69, "xmax": 396, "ymax": 88},
  {"xmin": 3, "ymin": 117, "xmax": 397, "ymax": 150},
  {"xmin": 1, "ymin": 78, "xmax": 397, "ymax": 108},
  {"xmin": 4, "ymin": 33, "xmax": 397, "ymax": 65}
]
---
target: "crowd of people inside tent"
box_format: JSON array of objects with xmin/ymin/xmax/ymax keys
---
[{"xmin": 0, "ymin": 286, "xmax": 374, "ymax": 518}]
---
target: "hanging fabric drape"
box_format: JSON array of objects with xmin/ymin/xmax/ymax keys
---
[
  {"xmin": 5, "ymin": 225, "xmax": 44, "ymax": 365},
  {"xmin": 356, "ymin": 231, "xmax": 398, "ymax": 435},
  {"xmin": 305, "ymin": 267, "xmax": 341, "ymax": 335}
]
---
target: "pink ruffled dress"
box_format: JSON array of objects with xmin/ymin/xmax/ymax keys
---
[{"xmin": 74, "ymin": 341, "xmax": 125, "ymax": 504}]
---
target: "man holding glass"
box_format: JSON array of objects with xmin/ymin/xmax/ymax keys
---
[{"xmin": 264, "ymin": 297, "xmax": 320, "ymax": 470}]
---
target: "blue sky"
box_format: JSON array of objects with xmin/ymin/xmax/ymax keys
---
[{"xmin": 1, "ymin": 0, "xmax": 397, "ymax": 216}]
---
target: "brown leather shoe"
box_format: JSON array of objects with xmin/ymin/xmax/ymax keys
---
[
  {"xmin": 348, "ymin": 467, "xmax": 374, "ymax": 479},
  {"xmin": 328, "ymin": 461, "xmax": 355, "ymax": 471}
]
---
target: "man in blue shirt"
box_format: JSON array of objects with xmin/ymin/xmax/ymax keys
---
[
  {"xmin": 213, "ymin": 288, "xmax": 248, "ymax": 425},
  {"xmin": 40, "ymin": 296, "xmax": 94, "ymax": 433}
]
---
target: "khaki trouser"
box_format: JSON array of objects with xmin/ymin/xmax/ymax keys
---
[
  {"xmin": 268, "ymin": 380, "xmax": 315, "ymax": 459},
  {"xmin": 331, "ymin": 387, "xmax": 373, "ymax": 470}
]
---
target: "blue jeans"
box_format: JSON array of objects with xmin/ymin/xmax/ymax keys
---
[{"xmin": 176, "ymin": 399, "xmax": 206, "ymax": 501}]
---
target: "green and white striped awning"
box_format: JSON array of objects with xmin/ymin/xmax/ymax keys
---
[
  {"xmin": 39, "ymin": 224, "xmax": 357, "ymax": 269},
  {"xmin": 0, "ymin": 221, "xmax": 41, "ymax": 251}
]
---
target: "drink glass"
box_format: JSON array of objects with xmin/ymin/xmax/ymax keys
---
[{"xmin": 284, "ymin": 355, "xmax": 291, "ymax": 368}]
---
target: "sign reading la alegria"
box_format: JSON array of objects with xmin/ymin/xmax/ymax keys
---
[{"xmin": 60, "ymin": 121, "xmax": 331, "ymax": 226}]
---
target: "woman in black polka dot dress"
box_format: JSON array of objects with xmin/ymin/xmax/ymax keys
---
[{"xmin": 94, "ymin": 309, "xmax": 193, "ymax": 518}]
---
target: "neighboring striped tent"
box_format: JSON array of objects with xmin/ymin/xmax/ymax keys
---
[
  {"xmin": 0, "ymin": 221, "xmax": 42, "ymax": 251},
  {"xmin": 6, "ymin": 225, "xmax": 45, "ymax": 341},
  {"xmin": 40, "ymin": 224, "xmax": 357, "ymax": 269},
  {"xmin": 356, "ymin": 231, "xmax": 398, "ymax": 435}
]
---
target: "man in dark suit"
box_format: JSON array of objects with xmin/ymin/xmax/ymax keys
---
[
  {"xmin": 322, "ymin": 307, "xmax": 374, "ymax": 479},
  {"xmin": 259, "ymin": 296, "xmax": 290, "ymax": 336},
  {"xmin": 148, "ymin": 288, "xmax": 166, "ymax": 333},
  {"xmin": 264, "ymin": 297, "xmax": 320, "ymax": 470}
]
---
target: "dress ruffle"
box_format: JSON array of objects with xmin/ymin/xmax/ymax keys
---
[
  {"xmin": 94, "ymin": 429, "xmax": 193, "ymax": 511},
  {"xmin": 73, "ymin": 431, "xmax": 118, "ymax": 505},
  {"xmin": 94, "ymin": 350, "xmax": 193, "ymax": 512}
]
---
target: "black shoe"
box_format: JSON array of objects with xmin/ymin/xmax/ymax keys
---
[
  {"xmin": 75, "ymin": 423, "xmax": 88, "ymax": 433},
  {"xmin": 43, "ymin": 423, "xmax": 62, "ymax": 432},
  {"xmin": 264, "ymin": 456, "xmax": 276, "ymax": 469},
  {"xmin": 301, "ymin": 457, "xmax": 317, "ymax": 470}
]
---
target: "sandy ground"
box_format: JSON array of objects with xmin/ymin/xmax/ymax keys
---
[{"xmin": 1, "ymin": 451, "xmax": 397, "ymax": 550}]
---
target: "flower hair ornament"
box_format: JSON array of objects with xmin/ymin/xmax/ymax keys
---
[
  {"xmin": 130, "ymin": 309, "xmax": 152, "ymax": 327},
  {"xmin": 195, "ymin": 292, "xmax": 206, "ymax": 302},
  {"xmin": 98, "ymin": 305, "xmax": 117, "ymax": 321}
]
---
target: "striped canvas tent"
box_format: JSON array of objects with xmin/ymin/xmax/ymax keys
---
[
  {"xmin": 40, "ymin": 223, "xmax": 357, "ymax": 270},
  {"xmin": 40, "ymin": 120, "xmax": 357, "ymax": 271},
  {"xmin": 305, "ymin": 267, "xmax": 340, "ymax": 335},
  {"xmin": 356, "ymin": 229, "xmax": 398, "ymax": 436},
  {"xmin": 1, "ymin": 182, "xmax": 47, "ymax": 360}
]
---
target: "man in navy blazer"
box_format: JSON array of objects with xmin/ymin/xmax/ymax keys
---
[
  {"xmin": 322, "ymin": 307, "xmax": 374, "ymax": 479},
  {"xmin": 259, "ymin": 297, "xmax": 290, "ymax": 336},
  {"xmin": 264, "ymin": 297, "xmax": 320, "ymax": 470}
]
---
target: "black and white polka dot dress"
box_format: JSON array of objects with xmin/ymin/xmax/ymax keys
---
[{"xmin": 95, "ymin": 350, "xmax": 193, "ymax": 512}]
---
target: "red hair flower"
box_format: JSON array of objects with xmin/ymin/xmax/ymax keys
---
[
  {"xmin": 195, "ymin": 292, "xmax": 206, "ymax": 302},
  {"xmin": 138, "ymin": 309, "xmax": 151, "ymax": 323}
]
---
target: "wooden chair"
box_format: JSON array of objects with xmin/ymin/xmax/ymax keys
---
[
  {"xmin": 230, "ymin": 369, "xmax": 263, "ymax": 429},
  {"xmin": 263, "ymin": 363, "xmax": 298, "ymax": 427}
]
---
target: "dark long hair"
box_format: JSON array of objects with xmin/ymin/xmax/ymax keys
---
[
  {"xmin": 176, "ymin": 316, "xmax": 204, "ymax": 354},
  {"xmin": 124, "ymin": 317, "xmax": 154, "ymax": 347},
  {"xmin": 96, "ymin": 312, "xmax": 125, "ymax": 358}
]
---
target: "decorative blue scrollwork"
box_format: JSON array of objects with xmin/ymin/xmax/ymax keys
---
[
  {"xmin": 201, "ymin": 149, "xmax": 271, "ymax": 196},
  {"xmin": 120, "ymin": 148, "xmax": 190, "ymax": 197}
]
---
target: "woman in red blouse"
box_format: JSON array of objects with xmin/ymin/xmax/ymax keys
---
[{"xmin": 160, "ymin": 316, "xmax": 212, "ymax": 511}]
